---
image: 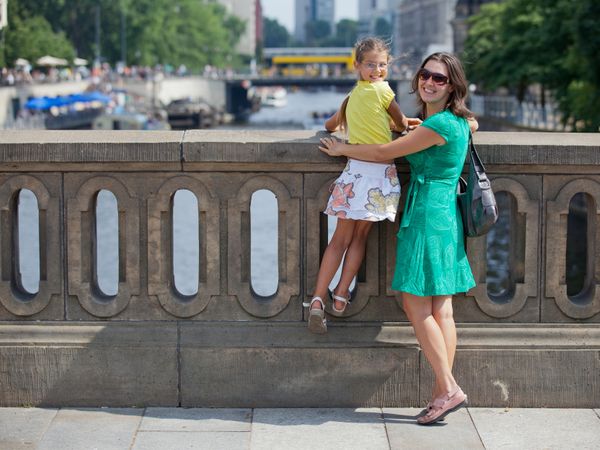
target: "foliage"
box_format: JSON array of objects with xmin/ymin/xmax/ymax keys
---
[
  {"xmin": 263, "ymin": 17, "xmax": 291, "ymax": 48},
  {"xmin": 2, "ymin": 0, "xmax": 75, "ymax": 66},
  {"xmin": 2, "ymin": 0, "xmax": 246, "ymax": 71},
  {"xmin": 464, "ymin": 0, "xmax": 600, "ymax": 131}
]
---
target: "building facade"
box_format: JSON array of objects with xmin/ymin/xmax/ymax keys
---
[
  {"xmin": 394, "ymin": 0, "xmax": 457, "ymax": 67},
  {"xmin": 295, "ymin": 0, "xmax": 335, "ymax": 44},
  {"xmin": 216, "ymin": 0, "xmax": 262, "ymax": 58},
  {"xmin": 357, "ymin": 0, "xmax": 401, "ymax": 40}
]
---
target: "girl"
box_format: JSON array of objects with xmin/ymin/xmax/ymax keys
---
[
  {"xmin": 319, "ymin": 52, "xmax": 478, "ymax": 425},
  {"xmin": 305, "ymin": 37, "xmax": 409, "ymax": 334}
]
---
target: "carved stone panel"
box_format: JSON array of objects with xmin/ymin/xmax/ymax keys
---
[
  {"xmin": 227, "ymin": 174, "xmax": 300, "ymax": 318},
  {"xmin": 545, "ymin": 177, "xmax": 600, "ymax": 321},
  {"xmin": 305, "ymin": 174, "xmax": 381, "ymax": 319},
  {"xmin": 466, "ymin": 177, "xmax": 540, "ymax": 320},
  {"xmin": 66, "ymin": 175, "xmax": 140, "ymax": 318},
  {"xmin": 0, "ymin": 174, "xmax": 62, "ymax": 318},
  {"xmin": 147, "ymin": 176, "xmax": 220, "ymax": 318}
]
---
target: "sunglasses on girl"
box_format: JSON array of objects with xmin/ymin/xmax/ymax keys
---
[{"xmin": 418, "ymin": 68, "xmax": 449, "ymax": 85}]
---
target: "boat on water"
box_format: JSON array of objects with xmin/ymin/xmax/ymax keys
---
[
  {"xmin": 92, "ymin": 109, "xmax": 170, "ymax": 130},
  {"xmin": 259, "ymin": 87, "xmax": 287, "ymax": 108}
]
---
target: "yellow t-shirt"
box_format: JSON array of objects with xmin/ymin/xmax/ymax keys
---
[{"xmin": 346, "ymin": 80, "xmax": 395, "ymax": 144}]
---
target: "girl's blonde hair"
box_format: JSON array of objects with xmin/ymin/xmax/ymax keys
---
[{"xmin": 339, "ymin": 37, "xmax": 391, "ymax": 131}]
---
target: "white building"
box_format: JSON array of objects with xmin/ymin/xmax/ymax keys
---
[
  {"xmin": 216, "ymin": 0, "xmax": 262, "ymax": 57},
  {"xmin": 357, "ymin": 0, "xmax": 401, "ymax": 39},
  {"xmin": 295, "ymin": 0, "xmax": 335, "ymax": 43},
  {"xmin": 394, "ymin": 0, "xmax": 457, "ymax": 66}
]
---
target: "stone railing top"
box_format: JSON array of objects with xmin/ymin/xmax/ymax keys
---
[{"xmin": 0, "ymin": 130, "xmax": 599, "ymax": 172}]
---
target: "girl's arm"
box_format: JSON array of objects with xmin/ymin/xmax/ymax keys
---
[
  {"xmin": 325, "ymin": 110, "xmax": 341, "ymax": 132},
  {"xmin": 387, "ymin": 100, "xmax": 408, "ymax": 132},
  {"xmin": 319, "ymin": 125, "xmax": 444, "ymax": 161}
]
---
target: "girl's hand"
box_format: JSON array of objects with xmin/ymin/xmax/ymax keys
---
[
  {"xmin": 407, "ymin": 117, "xmax": 422, "ymax": 131},
  {"xmin": 319, "ymin": 137, "xmax": 345, "ymax": 157}
]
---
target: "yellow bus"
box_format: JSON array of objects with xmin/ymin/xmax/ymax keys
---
[{"xmin": 263, "ymin": 47, "xmax": 355, "ymax": 75}]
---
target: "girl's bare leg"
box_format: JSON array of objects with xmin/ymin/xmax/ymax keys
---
[
  {"xmin": 333, "ymin": 220, "xmax": 373, "ymax": 310},
  {"xmin": 403, "ymin": 292, "xmax": 457, "ymax": 397},
  {"xmin": 311, "ymin": 219, "xmax": 356, "ymax": 309}
]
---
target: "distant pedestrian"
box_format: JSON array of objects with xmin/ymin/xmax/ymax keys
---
[
  {"xmin": 319, "ymin": 52, "xmax": 478, "ymax": 424},
  {"xmin": 305, "ymin": 37, "xmax": 414, "ymax": 334}
]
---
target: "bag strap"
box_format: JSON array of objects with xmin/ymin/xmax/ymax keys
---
[{"xmin": 468, "ymin": 132, "xmax": 487, "ymax": 176}]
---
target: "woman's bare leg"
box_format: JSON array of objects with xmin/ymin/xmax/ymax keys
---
[
  {"xmin": 431, "ymin": 295, "xmax": 457, "ymax": 397},
  {"xmin": 403, "ymin": 292, "xmax": 457, "ymax": 396},
  {"xmin": 332, "ymin": 220, "xmax": 373, "ymax": 310}
]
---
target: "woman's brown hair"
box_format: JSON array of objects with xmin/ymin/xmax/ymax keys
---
[{"xmin": 411, "ymin": 52, "xmax": 473, "ymax": 120}]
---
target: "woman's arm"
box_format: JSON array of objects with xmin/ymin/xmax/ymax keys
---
[{"xmin": 319, "ymin": 125, "xmax": 444, "ymax": 161}]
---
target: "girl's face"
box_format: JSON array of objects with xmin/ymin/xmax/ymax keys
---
[
  {"xmin": 418, "ymin": 60, "xmax": 453, "ymax": 107},
  {"xmin": 355, "ymin": 50, "xmax": 389, "ymax": 82}
]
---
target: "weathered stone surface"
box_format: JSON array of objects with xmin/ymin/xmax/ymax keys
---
[
  {"xmin": 140, "ymin": 408, "xmax": 252, "ymax": 431},
  {"xmin": 36, "ymin": 408, "xmax": 142, "ymax": 450},
  {"xmin": 0, "ymin": 130, "xmax": 183, "ymax": 171},
  {"xmin": 251, "ymin": 408, "xmax": 389, "ymax": 450},
  {"xmin": 0, "ymin": 407, "xmax": 58, "ymax": 449},
  {"xmin": 420, "ymin": 348, "xmax": 600, "ymax": 407},
  {"xmin": 470, "ymin": 408, "xmax": 600, "ymax": 450},
  {"xmin": 0, "ymin": 323, "xmax": 178, "ymax": 406},
  {"xmin": 180, "ymin": 322, "xmax": 420, "ymax": 407},
  {"xmin": 384, "ymin": 408, "xmax": 484, "ymax": 449},
  {"xmin": 132, "ymin": 431, "xmax": 250, "ymax": 450}
]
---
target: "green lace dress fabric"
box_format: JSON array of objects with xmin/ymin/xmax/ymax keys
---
[{"xmin": 392, "ymin": 110, "xmax": 476, "ymax": 297}]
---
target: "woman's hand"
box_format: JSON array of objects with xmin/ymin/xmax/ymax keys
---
[{"xmin": 319, "ymin": 137, "xmax": 346, "ymax": 157}]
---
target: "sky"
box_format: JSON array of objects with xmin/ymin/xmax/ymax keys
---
[{"xmin": 261, "ymin": 0, "xmax": 359, "ymax": 33}]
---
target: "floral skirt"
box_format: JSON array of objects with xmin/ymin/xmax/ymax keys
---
[{"xmin": 324, "ymin": 159, "xmax": 401, "ymax": 222}]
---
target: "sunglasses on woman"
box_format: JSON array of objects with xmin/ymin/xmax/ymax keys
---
[{"xmin": 418, "ymin": 68, "xmax": 449, "ymax": 85}]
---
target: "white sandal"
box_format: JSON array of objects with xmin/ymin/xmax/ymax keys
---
[
  {"xmin": 331, "ymin": 293, "xmax": 350, "ymax": 314},
  {"xmin": 303, "ymin": 297, "xmax": 327, "ymax": 334}
]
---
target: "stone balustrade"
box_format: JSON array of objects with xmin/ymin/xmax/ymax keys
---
[{"xmin": 0, "ymin": 130, "xmax": 599, "ymax": 408}]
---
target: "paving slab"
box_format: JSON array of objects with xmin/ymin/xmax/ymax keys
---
[
  {"xmin": 0, "ymin": 408, "xmax": 58, "ymax": 450},
  {"xmin": 132, "ymin": 431, "xmax": 250, "ymax": 450},
  {"xmin": 140, "ymin": 408, "xmax": 252, "ymax": 432},
  {"xmin": 251, "ymin": 408, "xmax": 389, "ymax": 450},
  {"xmin": 469, "ymin": 408, "xmax": 600, "ymax": 450},
  {"xmin": 35, "ymin": 408, "xmax": 143, "ymax": 450},
  {"xmin": 383, "ymin": 408, "xmax": 484, "ymax": 450}
]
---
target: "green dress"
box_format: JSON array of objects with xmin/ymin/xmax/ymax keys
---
[{"xmin": 392, "ymin": 109, "xmax": 475, "ymax": 296}]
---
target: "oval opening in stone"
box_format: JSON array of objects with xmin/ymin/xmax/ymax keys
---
[
  {"xmin": 95, "ymin": 190, "xmax": 119, "ymax": 297},
  {"xmin": 566, "ymin": 192, "xmax": 594, "ymax": 302},
  {"xmin": 15, "ymin": 189, "xmax": 40, "ymax": 295},
  {"xmin": 486, "ymin": 191, "xmax": 513, "ymax": 300},
  {"xmin": 250, "ymin": 189, "xmax": 279, "ymax": 297},
  {"xmin": 172, "ymin": 189, "xmax": 200, "ymax": 297}
]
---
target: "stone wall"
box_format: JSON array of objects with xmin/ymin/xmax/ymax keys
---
[{"xmin": 0, "ymin": 130, "xmax": 599, "ymax": 407}]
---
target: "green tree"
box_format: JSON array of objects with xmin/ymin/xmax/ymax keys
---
[
  {"xmin": 305, "ymin": 20, "xmax": 331, "ymax": 45},
  {"xmin": 335, "ymin": 19, "xmax": 358, "ymax": 47},
  {"xmin": 4, "ymin": 0, "xmax": 246, "ymax": 70},
  {"xmin": 264, "ymin": 17, "xmax": 291, "ymax": 48},
  {"xmin": 464, "ymin": 0, "xmax": 600, "ymax": 131},
  {"xmin": 374, "ymin": 17, "xmax": 392, "ymax": 41},
  {"xmin": 2, "ymin": 0, "xmax": 75, "ymax": 66}
]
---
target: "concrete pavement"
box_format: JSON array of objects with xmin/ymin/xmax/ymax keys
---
[{"xmin": 1, "ymin": 407, "xmax": 599, "ymax": 449}]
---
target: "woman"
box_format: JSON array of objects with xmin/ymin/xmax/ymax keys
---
[{"xmin": 319, "ymin": 52, "xmax": 477, "ymax": 425}]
